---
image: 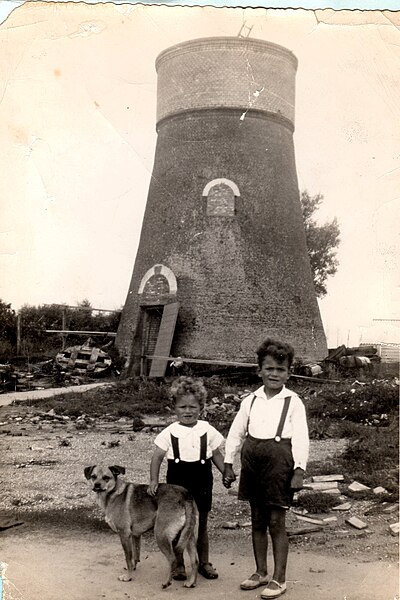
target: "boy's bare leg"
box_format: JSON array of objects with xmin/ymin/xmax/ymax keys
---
[
  {"xmin": 268, "ymin": 508, "xmax": 288, "ymax": 583},
  {"xmin": 250, "ymin": 503, "xmax": 269, "ymax": 576}
]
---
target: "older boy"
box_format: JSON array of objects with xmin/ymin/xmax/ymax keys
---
[{"xmin": 223, "ymin": 338, "xmax": 309, "ymax": 599}]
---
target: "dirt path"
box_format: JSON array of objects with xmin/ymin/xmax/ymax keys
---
[
  {"xmin": 0, "ymin": 382, "xmax": 114, "ymax": 407},
  {"xmin": 0, "ymin": 524, "xmax": 398, "ymax": 600},
  {"xmin": 0, "ymin": 404, "xmax": 398, "ymax": 600}
]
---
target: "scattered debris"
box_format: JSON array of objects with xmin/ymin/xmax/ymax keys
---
[
  {"xmin": 0, "ymin": 515, "xmax": 24, "ymax": 531},
  {"xmin": 322, "ymin": 516, "xmax": 338, "ymax": 523},
  {"xmin": 372, "ymin": 486, "xmax": 387, "ymax": 495},
  {"xmin": 382, "ymin": 504, "xmax": 399, "ymax": 514},
  {"xmin": 239, "ymin": 521, "xmax": 252, "ymax": 528},
  {"xmin": 59, "ymin": 438, "xmax": 71, "ymax": 447},
  {"xmin": 346, "ymin": 516, "xmax": 368, "ymax": 530},
  {"xmin": 220, "ymin": 521, "xmax": 240, "ymax": 529},
  {"xmin": 303, "ymin": 481, "xmax": 339, "ymax": 491},
  {"xmin": 332, "ymin": 502, "xmax": 352, "ymax": 511},
  {"xmin": 107, "ymin": 440, "xmax": 120, "ymax": 448},
  {"xmin": 389, "ymin": 523, "xmax": 399, "ymax": 536},
  {"xmin": 295, "ymin": 514, "xmax": 327, "ymax": 526},
  {"xmin": 56, "ymin": 339, "xmax": 112, "ymax": 377},
  {"xmin": 287, "ymin": 525, "xmax": 323, "ymax": 536},
  {"xmin": 291, "ymin": 507, "xmax": 309, "ymax": 516},
  {"xmin": 348, "ymin": 481, "xmax": 370, "ymax": 493},
  {"xmin": 312, "ymin": 474, "xmax": 344, "ymax": 483}
]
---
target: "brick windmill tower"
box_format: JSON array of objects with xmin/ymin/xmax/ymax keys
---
[{"xmin": 116, "ymin": 36, "xmax": 328, "ymax": 376}]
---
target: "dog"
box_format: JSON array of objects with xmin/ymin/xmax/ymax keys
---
[{"xmin": 84, "ymin": 465, "xmax": 198, "ymax": 588}]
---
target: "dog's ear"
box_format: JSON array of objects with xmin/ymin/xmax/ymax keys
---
[
  {"xmin": 84, "ymin": 465, "xmax": 96, "ymax": 480},
  {"xmin": 109, "ymin": 465, "xmax": 125, "ymax": 477}
]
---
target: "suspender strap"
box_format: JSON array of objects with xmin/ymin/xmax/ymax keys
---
[
  {"xmin": 275, "ymin": 396, "xmax": 291, "ymax": 442},
  {"xmin": 246, "ymin": 394, "xmax": 257, "ymax": 436},
  {"xmin": 170, "ymin": 434, "xmax": 180, "ymax": 462},
  {"xmin": 200, "ymin": 433, "xmax": 207, "ymax": 464},
  {"xmin": 171, "ymin": 433, "xmax": 208, "ymax": 464}
]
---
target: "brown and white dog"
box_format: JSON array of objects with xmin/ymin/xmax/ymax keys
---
[{"xmin": 84, "ymin": 465, "xmax": 198, "ymax": 588}]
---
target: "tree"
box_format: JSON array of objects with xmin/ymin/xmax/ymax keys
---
[
  {"xmin": 0, "ymin": 300, "xmax": 16, "ymax": 356},
  {"xmin": 300, "ymin": 191, "xmax": 340, "ymax": 298}
]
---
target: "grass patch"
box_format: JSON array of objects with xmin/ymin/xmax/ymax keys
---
[
  {"xmin": 17, "ymin": 378, "xmax": 172, "ymax": 418},
  {"xmin": 337, "ymin": 421, "xmax": 399, "ymax": 494},
  {"xmin": 294, "ymin": 492, "xmax": 340, "ymax": 514}
]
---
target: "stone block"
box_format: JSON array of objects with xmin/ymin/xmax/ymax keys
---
[
  {"xmin": 332, "ymin": 502, "xmax": 352, "ymax": 511},
  {"xmin": 348, "ymin": 481, "xmax": 370, "ymax": 492},
  {"xmin": 312, "ymin": 474, "xmax": 344, "ymax": 482},
  {"xmin": 304, "ymin": 481, "xmax": 339, "ymax": 491},
  {"xmin": 346, "ymin": 516, "xmax": 368, "ymax": 529}
]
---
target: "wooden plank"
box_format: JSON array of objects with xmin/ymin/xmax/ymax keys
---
[
  {"xmin": 312, "ymin": 475, "xmax": 344, "ymax": 483},
  {"xmin": 144, "ymin": 354, "xmax": 339, "ymax": 382},
  {"xmin": 45, "ymin": 330, "xmax": 116, "ymax": 336},
  {"xmin": 149, "ymin": 303, "xmax": 179, "ymax": 377}
]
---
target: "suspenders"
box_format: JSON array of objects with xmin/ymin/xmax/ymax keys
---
[
  {"xmin": 246, "ymin": 394, "xmax": 291, "ymax": 442},
  {"xmin": 171, "ymin": 432, "xmax": 208, "ymax": 464},
  {"xmin": 274, "ymin": 397, "xmax": 291, "ymax": 442}
]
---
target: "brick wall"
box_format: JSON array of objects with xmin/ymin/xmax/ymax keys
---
[
  {"xmin": 116, "ymin": 107, "xmax": 327, "ymax": 367},
  {"xmin": 156, "ymin": 37, "xmax": 297, "ymax": 125}
]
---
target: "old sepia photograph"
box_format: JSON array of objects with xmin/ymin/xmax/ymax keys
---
[{"xmin": 0, "ymin": 1, "xmax": 399, "ymax": 599}]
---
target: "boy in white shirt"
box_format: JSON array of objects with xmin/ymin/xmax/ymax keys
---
[
  {"xmin": 148, "ymin": 376, "xmax": 225, "ymax": 581},
  {"xmin": 223, "ymin": 338, "xmax": 309, "ymax": 599}
]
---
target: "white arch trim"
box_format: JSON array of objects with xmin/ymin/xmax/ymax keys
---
[
  {"xmin": 138, "ymin": 264, "xmax": 178, "ymax": 295},
  {"xmin": 202, "ymin": 178, "xmax": 240, "ymax": 197}
]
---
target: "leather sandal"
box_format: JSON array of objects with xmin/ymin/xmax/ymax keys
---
[
  {"xmin": 260, "ymin": 580, "xmax": 287, "ymax": 598},
  {"xmin": 198, "ymin": 562, "xmax": 218, "ymax": 579},
  {"xmin": 240, "ymin": 573, "xmax": 270, "ymax": 590},
  {"xmin": 172, "ymin": 565, "xmax": 187, "ymax": 581}
]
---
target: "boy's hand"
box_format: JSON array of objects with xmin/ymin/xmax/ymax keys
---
[
  {"xmin": 147, "ymin": 482, "xmax": 159, "ymax": 496},
  {"xmin": 222, "ymin": 464, "xmax": 236, "ymax": 489},
  {"xmin": 290, "ymin": 468, "xmax": 304, "ymax": 491}
]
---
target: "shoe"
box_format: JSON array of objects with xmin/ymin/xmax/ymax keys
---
[
  {"xmin": 260, "ymin": 580, "xmax": 287, "ymax": 598},
  {"xmin": 240, "ymin": 573, "xmax": 270, "ymax": 590},
  {"xmin": 198, "ymin": 562, "xmax": 218, "ymax": 579},
  {"xmin": 172, "ymin": 566, "xmax": 187, "ymax": 581}
]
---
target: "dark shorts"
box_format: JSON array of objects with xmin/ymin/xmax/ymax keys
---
[
  {"xmin": 238, "ymin": 435, "xmax": 294, "ymax": 509},
  {"xmin": 166, "ymin": 458, "xmax": 213, "ymax": 513}
]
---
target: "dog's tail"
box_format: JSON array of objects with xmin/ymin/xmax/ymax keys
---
[{"xmin": 174, "ymin": 498, "xmax": 199, "ymax": 555}]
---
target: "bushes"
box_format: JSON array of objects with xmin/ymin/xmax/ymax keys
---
[
  {"xmin": 305, "ymin": 379, "xmax": 398, "ymax": 425},
  {"xmin": 337, "ymin": 421, "xmax": 399, "ymax": 493},
  {"xmin": 295, "ymin": 492, "xmax": 339, "ymax": 514},
  {"xmin": 21, "ymin": 377, "xmax": 172, "ymax": 418}
]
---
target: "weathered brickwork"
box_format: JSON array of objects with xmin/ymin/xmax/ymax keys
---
[
  {"xmin": 156, "ymin": 37, "xmax": 297, "ymax": 125},
  {"xmin": 116, "ymin": 38, "xmax": 327, "ymax": 370}
]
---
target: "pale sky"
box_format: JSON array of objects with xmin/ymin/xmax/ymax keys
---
[{"xmin": 0, "ymin": 2, "xmax": 399, "ymax": 348}]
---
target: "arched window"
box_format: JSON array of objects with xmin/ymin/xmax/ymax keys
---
[
  {"xmin": 138, "ymin": 264, "xmax": 177, "ymax": 305},
  {"xmin": 202, "ymin": 178, "xmax": 240, "ymax": 217}
]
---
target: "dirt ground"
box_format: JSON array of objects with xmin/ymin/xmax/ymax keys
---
[{"xmin": 0, "ymin": 402, "xmax": 398, "ymax": 600}]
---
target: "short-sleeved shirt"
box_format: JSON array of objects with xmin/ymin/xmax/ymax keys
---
[{"xmin": 154, "ymin": 420, "xmax": 224, "ymax": 462}]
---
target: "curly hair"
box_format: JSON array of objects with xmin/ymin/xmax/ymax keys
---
[
  {"xmin": 256, "ymin": 338, "xmax": 295, "ymax": 369},
  {"xmin": 170, "ymin": 376, "xmax": 208, "ymax": 408}
]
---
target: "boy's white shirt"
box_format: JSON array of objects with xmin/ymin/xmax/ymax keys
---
[
  {"xmin": 154, "ymin": 420, "xmax": 224, "ymax": 462},
  {"xmin": 224, "ymin": 385, "xmax": 309, "ymax": 470}
]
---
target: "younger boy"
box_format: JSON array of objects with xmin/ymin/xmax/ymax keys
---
[
  {"xmin": 148, "ymin": 376, "xmax": 225, "ymax": 580},
  {"xmin": 223, "ymin": 338, "xmax": 309, "ymax": 599}
]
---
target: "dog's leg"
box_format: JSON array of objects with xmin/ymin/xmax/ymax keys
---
[
  {"xmin": 133, "ymin": 535, "xmax": 141, "ymax": 568},
  {"xmin": 183, "ymin": 530, "xmax": 198, "ymax": 589},
  {"xmin": 154, "ymin": 522, "xmax": 180, "ymax": 589},
  {"xmin": 118, "ymin": 532, "xmax": 135, "ymax": 582}
]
